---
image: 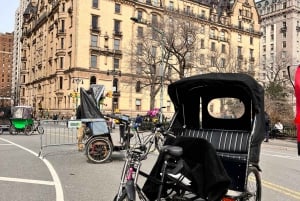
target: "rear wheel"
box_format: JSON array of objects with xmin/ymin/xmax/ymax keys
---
[
  {"xmin": 25, "ymin": 125, "xmax": 32, "ymax": 136},
  {"xmin": 244, "ymin": 166, "xmax": 261, "ymax": 201},
  {"xmin": 155, "ymin": 134, "xmax": 165, "ymax": 151},
  {"xmin": 86, "ymin": 137, "xmax": 112, "ymax": 163}
]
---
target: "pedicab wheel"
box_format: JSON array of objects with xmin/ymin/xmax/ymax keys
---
[
  {"xmin": 244, "ymin": 166, "xmax": 261, "ymax": 201},
  {"xmin": 155, "ymin": 134, "xmax": 165, "ymax": 151},
  {"xmin": 86, "ymin": 137, "xmax": 112, "ymax": 163},
  {"xmin": 9, "ymin": 125, "xmax": 17, "ymax": 135},
  {"xmin": 113, "ymin": 189, "xmax": 133, "ymax": 201},
  {"xmin": 24, "ymin": 125, "xmax": 32, "ymax": 136},
  {"xmin": 37, "ymin": 126, "xmax": 44, "ymax": 134}
]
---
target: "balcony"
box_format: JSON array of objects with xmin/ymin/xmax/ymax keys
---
[
  {"xmin": 68, "ymin": 7, "xmax": 73, "ymax": 14},
  {"xmin": 113, "ymin": 31, "xmax": 123, "ymax": 37},
  {"xmin": 237, "ymin": 55, "xmax": 243, "ymax": 60},
  {"xmin": 296, "ymin": 26, "xmax": 300, "ymax": 31},
  {"xmin": 250, "ymin": 57, "xmax": 255, "ymax": 62},
  {"xmin": 113, "ymin": 49, "xmax": 122, "ymax": 56},
  {"xmin": 280, "ymin": 26, "xmax": 287, "ymax": 32},
  {"xmin": 57, "ymin": 29, "xmax": 66, "ymax": 37},
  {"xmin": 55, "ymin": 49, "xmax": 66, "ymax": 56},
  {"xmin": 91, "ymin": 26, "xmax": 100, "ymax": 33},
  {"xmin": 21, "ymin": 57, "xmax": 27, "ymax": 61}
]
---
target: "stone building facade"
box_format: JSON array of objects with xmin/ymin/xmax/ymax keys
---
[
  {"xmin": 19, "ymin": 0, "xmax": 261, "ymax": 118},
  {"xmin": 0, "ymin": 32, "xmax": 14, "ymax": 106}
]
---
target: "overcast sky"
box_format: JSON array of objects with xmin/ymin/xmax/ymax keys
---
[{"xmin": 0, "ymin": 0, "xmax": 20, "ymax": 33}]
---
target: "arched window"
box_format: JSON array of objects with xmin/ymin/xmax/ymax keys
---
[{"xmin": 90, "ymin": 76, "xmax": 96, "ymax": 85}]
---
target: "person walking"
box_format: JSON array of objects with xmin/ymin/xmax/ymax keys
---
[
  {"xmin": 264, "ymin": 111, "xmax": 270, "ymax": 142},
  {"xmin": 134, "ymin": 114, "xmax": 143, "ymax": 131}
]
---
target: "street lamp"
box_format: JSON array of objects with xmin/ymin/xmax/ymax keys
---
[
  {"xmin": 107, "ymin": 69, "xmax": 122, "ymax": 113},
  {"xmin": 72, "ymin": 77, "xmax": 84, "ymax": 113},
  {"xmin": 130, "ymin": 17, "xmax": 166, "ymax": 123}
]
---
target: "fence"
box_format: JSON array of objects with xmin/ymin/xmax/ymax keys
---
[{"xmin": 38, "ymin": 120, "xmax": 81, "ymax": 158}]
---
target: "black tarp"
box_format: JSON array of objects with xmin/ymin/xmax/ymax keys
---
[{"xmin": 77, "ymin": 85, "xmax": 104, "ymax": 119}]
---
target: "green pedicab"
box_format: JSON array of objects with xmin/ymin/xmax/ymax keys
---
[{"xmin": 9, "ymin": 106, "xmax": 35, "ymax": 135}]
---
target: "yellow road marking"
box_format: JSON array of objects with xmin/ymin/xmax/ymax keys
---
[{"xmin": 262, "ymin": 180, "xmax": 300, "ymax": 200}]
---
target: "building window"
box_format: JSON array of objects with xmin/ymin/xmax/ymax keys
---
[
  {"xmin": 220, "ymin": 58, "xmax": 226, "ymax": 68},
  {"xmin": 113, "ymin": 58, "xmax": 120, "ymax": 69},
  {"xmin": 92, "ymin": 0, "xmax": 99, "ymax": 8},
  {"xmin": 137, "ymin": 43, "xmax": 143, "ymax": 55},
  {"xmin": 115, "ymin": 3, "xmax": 121, "ymax": 13},
  {"xmin": 151, "ymin": 46, "xmax": 157, "ymax": 57},
  {"xmin": 114, "ymin": 39, "xmax": 120, "ymax": 50},
  {"xmin": 59, "ymin": 76, "xmax": 63, "ymax": 89},
  {"xmin": 238, "ymin": 46, "xmax": 242, "ymax": 56},
  {"xmin": 61, "ymin": 20, "xmax": 65, "ymax": 32},
  {"xmin": 91, "ymin": 55, "xmax": 97, "ymax": 68},
  {"xmin": 114, "ymin": 20, "xmax": 121, "ymax": 33},
  {"xmin": 169, "ymin": 1, "xmax": 174, "ymax": 10},
  {"xmin": 136, "ymin": 81, "xmax": 141, "ymax": 92},
  {"xmin": 69, "ymin": 34, "xmax": 72, "ymax": 47},
  {"xmin": 211, "ymin": 56, "xmax": 216, "ymax": 66},
  {"xmin": 238, "ymin": 34, "xmax": 242, "ymax": 42},
  {"xmin": 137, "ymin": 11, "xmax": 143, "ymax": 21},
  {"xmin": 136, "ymin": 62, "xmax": 142, "ymax": 74},
  {"xmin": 136, "ymin": 99, "xmax": 141, "ymax": 111},
  {"xmin": 90, "ymin": 76, "xmax": 96, "ymax": 85},
  {"xmin": 92, "ymin": 15, "xmax": 99, "ymax": 29},
  {"xmin": 211, "ymin": 42, "xmax": 215, "ymax": 51},
  {"xmin": 283, "ymin": 41, "xmax": 286, "ymax": 48},
  {"xmin": 60, "ymin": 38, "xmax": 64, "ymax": 49},
  {"xmin": 91, "ymin": 35, "xmax": 98, "ymax": 47},
  {"xmin": 200, "ymin": 54, "xmax": 205, "ymax": 65},
  {"xmin": 200, "ymin": 39, "xmax": 205, "ymax": 49},
  {"xmin": 221, "ymin": 44, "xmax": 226, "ymax": 53},
  {"xmin": 270, "ymin": 44, "xmax": 274, "ymax": 51},
  {"xmin": 250, "ymin": 37, "xmax": 253, "ymax": 45},
  {"xmin": 152, "ymin": 14, "xmax": 158, "ymax": 26},
  {"xmin": 137, "ymin": 26, "xmax": 143, "ymax": 38},
  {"xmin": 200, "ymin": 25, "xmax": 205, "ymax": 34},
  {"xmin": 59, "ymin": 57, "xmax": 64, "ymax": 68}
]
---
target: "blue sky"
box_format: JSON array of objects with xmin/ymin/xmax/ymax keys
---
[{"xmin": 0, "ymin": 0, "xmax": 20, "ymax": 33}]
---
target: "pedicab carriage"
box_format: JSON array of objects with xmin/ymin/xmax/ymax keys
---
[
  {"xmin": 143, "ymin": 73, "xmax": 264, "ymax": 201},
  {"xmin": 77, "ymin": 85, "xmax": 132, "ymax": 163},
  {"xmin": 9, "ymin": 106, "xmax": 35, "ymax": 135}
]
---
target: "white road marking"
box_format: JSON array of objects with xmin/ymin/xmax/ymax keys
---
[
  {"xmin": 0, "ymin": 176, "xmax": 54, "ymax": 185},
  {"xmin": 0, "ymin": 137, "xmax": 64, "ymax": 201}
]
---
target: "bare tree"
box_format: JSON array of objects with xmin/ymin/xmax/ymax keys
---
[{"xmin": 263, "ymin": 51, "xmax": 294, "ymax": 123}]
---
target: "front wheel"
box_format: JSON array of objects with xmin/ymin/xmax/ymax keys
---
[
  {"xmin": 244, "ymin": 166, "xmax": 261, "ymax": 201},
  {"xmin": 113, "ymin": 189, "xmax": 133, "ymax": 201},
  {"xmin": 9, "ymin": 125, "xmax": 17, "ymax": 135},
  {"xmin": 37, "ymin": 126, "xmax": 44, "ymax": 134},
  {"xmin": 86, "ymin": 137, "xmax": 112, "ymax": 163}
]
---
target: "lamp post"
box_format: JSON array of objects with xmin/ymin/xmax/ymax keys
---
[
  {"xmin": 130, "ymin": 17, "xmax": 165, "ymax": 123},
  {"xmin": 107, "ymin": 69, "xmax": 122, "ymax": 113},
  {"xmin": 72, "ymin": 77, "xmax": 84, "ymax": 113}
]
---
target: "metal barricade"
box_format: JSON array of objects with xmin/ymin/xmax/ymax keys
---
[{"xmin": 38, "ymin": 120, "xmax": 81, "ymax": 157}]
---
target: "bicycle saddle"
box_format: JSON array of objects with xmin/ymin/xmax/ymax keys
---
[{"xmin": 160, "ymin": 145, "xmax": 183, "ymax": 157}]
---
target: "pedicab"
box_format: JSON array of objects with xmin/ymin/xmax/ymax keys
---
[
  {"xmin": 142, "ymin": 73, "xmax": 264, "ymax": 201},
  {"xmin": 9, "ymin": 106, "xmax": 36, "ymax": 135},
  {"xmin": 77, "ymin": 85, "xmax": 133, "ymax": 163}
]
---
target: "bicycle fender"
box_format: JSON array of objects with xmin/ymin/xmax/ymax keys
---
[{"xmin": 125, "ymin": 180, "xmax": 136, "ymax": 200}]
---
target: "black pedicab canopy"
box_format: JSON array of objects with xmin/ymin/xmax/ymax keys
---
[{"xmin": 167, "ymin": 73, "xmax": 265, "ymax": 162}]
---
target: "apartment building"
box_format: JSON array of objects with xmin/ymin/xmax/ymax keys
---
[
  {"xmin": 19, "ymin": 0, "xmax": 261, "ymax": 118},
  {"xmin": 0, "ymin": 32, "xmax": 13, "ymax": 107},
  {"xmin": 256, "ymin": 0, "xmax": 300, "ymax": 81},
  {"xmin": 13, "ymin": 0, "xmax": 29, "ymax": 106}
]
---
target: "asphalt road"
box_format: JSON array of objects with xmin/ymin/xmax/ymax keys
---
[{"xmin": 0, "ymin": 128, "xmax": 300, "ymax": 201}]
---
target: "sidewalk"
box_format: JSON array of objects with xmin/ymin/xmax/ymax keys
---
[{"xmin": 262, "ymin": 137, "xmax": 297, "ymax": 149}]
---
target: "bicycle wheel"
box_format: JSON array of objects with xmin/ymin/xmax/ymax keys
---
[
  {"xmin": 24, "ymin": 125, "xmax": 32, "ymax": 136},
  {"xmin": 155, "ymin": 134, "xmax": 165, "ymax": 151},
  {"xmin": 9, "ymin": 125, "xmax": 17, "ymax": 135},
  {"xmin": 37, "ymin": 126, "xmax": 44, "ymax": 134},
  {"xmin": 113, "ymin": 189, "xmax": 133, "ymax": 201},
  {"xmin": 244, "ymin": 166, "xmax": 261, "ymax": 201},
  {"xmin": 86, "ymin": 137, "xmax": 113, "ymax": 163}
]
